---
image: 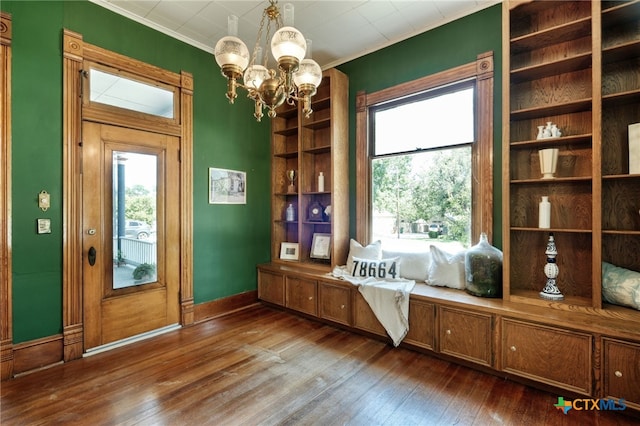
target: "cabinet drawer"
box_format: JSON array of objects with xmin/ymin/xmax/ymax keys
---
[
  {"xmin": 258, "ymin": 269, "xmax": 285, "ymax": 306},
  {"xmin": 404, "ymin": 299, "xmax": 435, "ymax": 350},
  {"xmin": 502, "ymin": 319, "xmax": 592, "ymax": 395},
  {"xmin": 352, "ymin": 291, "xmax": 386, "ymax": 337},
  {"xmin": 285, "ymin": 276, "xmax": 317, "ymax": 316},
  {"xmin": 603, "ymin": 338, "xmax": 640, "ymax": 410},
  {"xmin": 439, "ymin": 307, "xmax": 492, "ymax": 366},
  {"xmin": 318, "ymin": 281, "xmax": 351, "ymax": 326}
]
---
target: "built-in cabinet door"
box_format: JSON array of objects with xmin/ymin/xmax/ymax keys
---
[
  {"xmin": 404, "ymin": 299, "xmax": 435, "ymax": 350},
  {"xmin": 603, "ymin": 338, "xmax": 640, "ymax": 410},
  {"xmin": 439, "ymin": 307, "xmax": 492, "ymax": 366},
  {"xmin": 318, "ymin": 281, "xmax": 351, "ymax": 326},
  {"xmin": 502, "ymin": 318, "xmax": 592, "ymax": 395},
  {"xmin": 258, "ymin": 269, "xmax": 285, "ymax": 306},
  {"xmin": 285, "ymin": 276, "xmax": 317, "ymax": 316},
  {"xmin": 352, "ymin": 291, "xmax": 386, "ymax": 337}
]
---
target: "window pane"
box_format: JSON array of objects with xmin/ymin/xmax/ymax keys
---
[
  {"xmin": 373, "ymin": 86, "xmax": 474, "ymax": 156},
  {"xmin": 113, "ymin": 152, "xmax": 157, "ymax": 289},
  {"xmin": 371, "ymin": 147, "xmax": 471, "ymax": 252},
  {"xmin": 90, "ymin": 69, "xmax": 174, "ymax": 118}
]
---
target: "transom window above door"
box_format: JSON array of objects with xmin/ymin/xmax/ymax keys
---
[{"xmin": 85, "ymin": 64, "xmax": 176, "ymax": 120}]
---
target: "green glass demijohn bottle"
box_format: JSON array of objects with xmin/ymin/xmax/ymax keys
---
[{"xmin": 464, "ymin": 232, "xmax": 503, "ymax": 298}]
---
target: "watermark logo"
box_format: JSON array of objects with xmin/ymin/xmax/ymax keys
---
[{"xmin": 554, "ymin": 397, "xmax": 626, "ymax": 415}]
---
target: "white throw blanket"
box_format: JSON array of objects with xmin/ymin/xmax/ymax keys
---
[{"xmin": 332, "ymin": 267, "xmax": 415, "ymax": 346}]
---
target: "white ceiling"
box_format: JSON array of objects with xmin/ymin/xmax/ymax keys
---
[{"xmin": 89, "ymin": 0, "xmax": 500, "ymax": 69}]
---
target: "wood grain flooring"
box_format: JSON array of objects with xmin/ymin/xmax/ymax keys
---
[{"xmin": 1, "ymin": 304, "xmax": 637, "ymax": 425}]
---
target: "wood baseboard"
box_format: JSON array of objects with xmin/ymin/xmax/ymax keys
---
[
  {"xmin": 2, "ymin": 292, "xmax": 257, "ymax": 379},
  {"xmin": 12, "ymin": 334, "xmax": 64, "ymax": 376},
  {"xmin": 193, "ymin": 290, "xmax": 258, "ymax": 324}
]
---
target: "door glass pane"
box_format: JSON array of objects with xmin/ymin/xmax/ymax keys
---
[{"xmin": 113, "ymin": 152, "xmax": 157, "ymax": 289}]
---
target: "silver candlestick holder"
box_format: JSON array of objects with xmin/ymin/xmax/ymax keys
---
[{"xmin": 540, "ymin": 233, "xmax": 564, "ymax": 300}]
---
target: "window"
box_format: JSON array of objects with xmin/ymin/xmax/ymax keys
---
[
  {"xmin": 371, "ymin": 84, "xmax": 475, "ymax": 251},
  {"xmin": 82, "ymin": 62, "xmax": 179, "ymax": 125},
  {"xmin": 355, "ymin": 52, "xmax": 494, "ymax": 249}
]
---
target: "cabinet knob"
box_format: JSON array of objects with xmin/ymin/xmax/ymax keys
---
[
  {"xmin": 615, "ymin": 370, "xmax": 623, "ymax": 378},
  {"xmin": 510, "ymin": 346, "xmax": 517, "ymax": 352},
  {"xmin": 308, "ymin": 296, "xmax": 313, "ymax": 300},
  {"xmin": 446, "ymin": 329, "xmax": 451, "ymax": 335},
  {"xmin": 340, "ymin": 304, "xmax": 345, "ymax": 309}
]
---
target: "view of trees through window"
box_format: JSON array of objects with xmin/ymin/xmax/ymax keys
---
[{"xmin": 371, "ymin": 84, "xmax": 474, "ymax": 252}]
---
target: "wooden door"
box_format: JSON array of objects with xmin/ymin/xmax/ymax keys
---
[{"xmin": 82, "ymin": 122, "xmax": 180, "ymax": 350}]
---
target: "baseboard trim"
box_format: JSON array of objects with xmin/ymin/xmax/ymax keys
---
[
  {"xmin": 12, "ymin": 334, "xmax": 64, "ymax": 376},
  {"xmin": 4, "ymin": 292, "xmax": 258, "ymax": 379},
  {"xmin": 194, "ymin": 290, "xmax": 258, "ymax": 324}
]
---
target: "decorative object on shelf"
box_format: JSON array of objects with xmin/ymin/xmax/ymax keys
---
[
  {"xmin": 539, "ymin": 233, "xmax": 564, "ymax": 300},
  {"xmin": 307, "ymin": 200, "xmax": 324, "ymax": 221},
  {"xmin": 539, "ymin": 148, "xmax": 559, "ymax": 179},
  {"xmin": 286, "ymin": 169, "xmax": 297, "ymax": 193},
  {"xmin": 324, "ymin": 204, "xmax": 332, "ymax": 221},
  {"xmin": 536, "ymin": 121, "xmax": 561, "ymax": 139},
  {"xmin": 285, "ymin": 203, "xmax": 295, "ymax": 222},
  {"xmin": 629, "ymin": 122, "xmax": 640, "ymax": 174},
  {"xmin": 464, "ymin": 232, "xmax": 503, "ymax": 298},
  {"xmin": 317, "ymin": 171, "xmax": 325, "ymax": 192},
  {"xmin": 214, "ymin": 1, "xmax": 322, "ymax": 121},
  {"xmin": 310, "ymin": 233, "xmax": 331, "ymax": 259},
  {"xmin": 280, "ymin": 242, "xmax": 299, "ymax": 260},
  {"xmin": 539, "ymin": 196, "xmax": 551, "ymax": 229},
  {"xmin": 209, "ymin": 167, "xmax": 246, "ymax": 204}
]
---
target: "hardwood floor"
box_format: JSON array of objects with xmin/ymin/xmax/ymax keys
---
[{"xmin": 1, "ymin": 304, "xmax": 637, "ymax": 425}]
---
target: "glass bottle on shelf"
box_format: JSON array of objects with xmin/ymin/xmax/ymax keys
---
[{"xmin": 464, "ymin": 232, "xmax": 503, "ymax": 298}]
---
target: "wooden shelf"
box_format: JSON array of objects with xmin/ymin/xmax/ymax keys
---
[
  {"xmin": 509, "ymin": 290, "xmax": 593, "ymax": 310},
  {"xmin": 510, "ymin": 53, "xmax": 592, "ymax": 83},
  {"xmin": 510, "ymin": 227, "xmax": 593, "ymax": 234},
  {"xmin": 510, "ymin": 176, "xmax": 592, "ymax": 184},
  {"xmin": 505, "ymin": 0, "xmax": 640, "ymax": 304},
  {"xmin": 273, "ymin": 150, "xmax": 299, "ymax": 159},
  {"xmin": 602, "ymin": 0, "xmax": 640, "ymax": 27},
  {"xmin": 510, "ymin": 98, "xmax": 592, "ymax": 121},
  {"xmin": 602, "ymin": 39, "xmax": 640, "ymax": 65},
  {"xmin": 269, "ymin": 68, "xmax": 349, "ymax": 269},
  {"xmin": 510, "ymin": 17, "xmax": 592, "ymax": 53},
  {"xmin": 273, "ymin": 126, "xmax": 298, "ymax": 137},
  {"xmin": 510, "ymin": 134, "xmax": 592, "ymax": 148}
]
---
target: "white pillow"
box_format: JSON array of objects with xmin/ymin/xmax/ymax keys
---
[
  {"xmin": 350, "ymin": 256, "xmax": 401, "ymax": 280},
  {"xmin": 602, "ymin": 261, "xmax": 640, "ymax": 311},
  {"xmin": 346, "ymin": 239, "xmax": 381, "ymax": 273},
  {"xmin": 382, "ymin": 249, "xmax": 431, "ymax": 281},
  {"xmin": 427, "ymin": 245, "xmax": 466, "ymax": 290}
]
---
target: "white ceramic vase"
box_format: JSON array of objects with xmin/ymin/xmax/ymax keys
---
[{"xmin": 539, "ymin": 148, "xmax": 559, "ymax": 179}]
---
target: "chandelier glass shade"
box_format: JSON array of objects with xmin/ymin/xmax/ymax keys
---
[{"xmin": 214, "ymin": 1, "xmax": 322, "ymax": 121}]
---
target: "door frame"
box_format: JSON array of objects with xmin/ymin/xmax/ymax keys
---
[{"xmin": 62, "ymin": 30, "xmax": 194, "ymax": 361}]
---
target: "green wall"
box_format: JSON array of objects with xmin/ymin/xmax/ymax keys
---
[
  {"xmin": 337, "ymin": 4, "xmax": 503, "ymax": 247},
  {"xmin": 3, "ymin": 0, "xmax": 272, "ymax": 343},
  {"xmin": 3, "ymin": 1, "xmax": 503, "ymax": 345}
]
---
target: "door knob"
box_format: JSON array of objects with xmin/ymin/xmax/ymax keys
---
[{"xmin": 88, "ymin": 246, "xmax": 97, "ymax": 266}]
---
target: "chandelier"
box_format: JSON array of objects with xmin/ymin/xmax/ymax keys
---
[{"xmin": 214, "ymin": 1, "xmax": 322, "ymax": 122}]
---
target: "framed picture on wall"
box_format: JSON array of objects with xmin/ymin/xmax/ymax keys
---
[
  {"xmin": 209, "ymin": 167, "xmax": 246, "ymax": 204},
  {"xmin": 280, "ymin": 242, "xmax": 299, "ymax": 261},
  {"xmin": 310, "ymin": 233, "xmax": 331, "ymax": 259}
]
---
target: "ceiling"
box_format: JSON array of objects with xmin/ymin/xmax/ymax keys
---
[{"xmin": 89, "ymin": 0, "xmax": 500, "ymax": 69}]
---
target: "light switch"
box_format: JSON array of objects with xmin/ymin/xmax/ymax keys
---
[
  {"xmin": 39, "ymin": 190, "xmax": 50, "ymax": 211},
  {"xmin": 37, "ymin": 218, "xmax": 51, "ymax": 234}
]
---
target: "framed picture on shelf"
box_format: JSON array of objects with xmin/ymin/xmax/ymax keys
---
[
  {"xmin": 280, "ymin": 242, "xmax": 299, "ymax": 261},
  {"xmin": 209, "ymin": 167, "xmax": 246, "ymax": 204},
  {"xmin": 310, "ymin": 233, "xmax": 331, "ymax": 259}
]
